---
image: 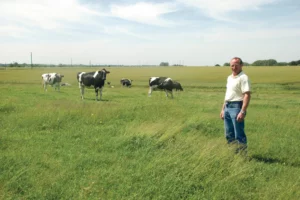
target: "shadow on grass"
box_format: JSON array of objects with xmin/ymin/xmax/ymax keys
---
[{"xmin": 251, "ymin": 154, "xmax": 300, "ymax": 168}]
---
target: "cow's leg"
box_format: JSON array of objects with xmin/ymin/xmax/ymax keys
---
[
  {"xmin": 95, "ymin": 88, "xmax": 99, "ymax": 101},
  {"xmin": 99, "ymin": 87, "xmax": 103, "ymax": 100},
  {"xmin": 164, "ymin": 89, "xmax": 168, "ymax": 97},
  {"xmin": 57, "ymin": 83, "xmax": 60, "ymax": 92},
  {"xmin": 44, "ymin": 83, "xmax": 48, "ymax": 92},
  {"xmin": 148, "ymin": 86, "xmax": 153, "ymax": 97},
  {"xmin": 165, "ymin": 90, "xmax": 173, "ymax": 98},
  {"xmin": 80, "ymin": 86, "xmax": 85, "ymax": 100},
  {"xmin": 170, "ymin": 90, "xmax": 174, "ymax": 98},
  {"xmin": 55, "ymin": 83, "xmax": 60, "ymax": 91}
]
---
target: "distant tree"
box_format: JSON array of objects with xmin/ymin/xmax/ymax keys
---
[
  {"xmin": 223, "ymin": 62, "xmax": 230, "ymax": 66},
  {"xmin": 173, "ymin": 64, "xmax": 183, "ymax": 66},
  {"xmin": 277, "ymin": 62, "xmax": 288, "ymax": 66},
  {"xmin": 289, "ymin": 60, "xmax": 300, "ymax": 66},
  {"xmin": 266, "ymin": 59, "xmax": 277, "ymax": 66},
  {"xmin": 215, "ymin": 64, "xmax": 220, "ymax": 66},
  {"xmin": 159, "ymin": 62, "xmax": 169, "ymax": 66},
  {"xmin": 252, "ymin": 60, "xmax": 263, "ymax": 66},
  {"xmin": 9, "ymin": 62, "xmax": 20, "ymax": 67},
  {"xmin": 252, "ymin": 59, "xmax": 277, "ymax": 66}
]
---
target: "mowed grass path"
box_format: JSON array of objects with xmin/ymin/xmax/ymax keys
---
[{"xmin": 1, "ymin": 67, "xmax": 300, "ymax": 199}]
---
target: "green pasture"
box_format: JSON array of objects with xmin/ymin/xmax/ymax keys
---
[{"xmin": 0, "ymin": 66, "xmax": 300, "ymax": 199}]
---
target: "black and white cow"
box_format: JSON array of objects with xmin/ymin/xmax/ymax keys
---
[
  {"xmin": 41, "ymin": 73, "xmax": 64, "ymax": 91},
  {"xmin": 120, "ymin": 78, "xmax": 133, "ymax": 87},
  {"xmin": 173, "ymin": 81, "xmax": 184, "ymax": 91},
  {"xmin": 148, "ymin": 77, "xmax": 177, "ymax": 98},
  {"xmin": 77, "ymin": 68, "xmax": 110, "ymax": 101}
]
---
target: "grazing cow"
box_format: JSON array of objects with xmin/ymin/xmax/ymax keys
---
[
  {"xmin": 77, "ymin": 68, "xmax": 110, "ymax": 101},
  {"xmin": 61, "ymin": 82, "xmax": 71, "ymax": 86},
  {"xmin": 148, "ymin": 77, "xmax": 176, "ymax": 98},
  {"xmin": 120, "ymin": 78, "xmax": 133, "ymax": 87},
  {"xmin": 41, "ymin": 73, "xmax": 64, "ymax": 91},
  {"xmin": 173, "ymin": 81, "xmax": 184, "ymax": 91},
  {"xmin": 107, "ymin": 82, "xmax": 114, "ymax": 88}
]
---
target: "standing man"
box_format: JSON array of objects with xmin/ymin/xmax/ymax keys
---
[{"xmin": 220, "ymin": 57, "xmax": 251, "ymax": 153}]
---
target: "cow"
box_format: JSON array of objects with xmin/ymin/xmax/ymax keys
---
[
  {"xmin": 77, "ymin": 68, "xmax": 110, "ymax": 101},
  {"xmin": 120, "ymin": 78, "xmax": 133, "ymax": 87},
  {"xmin": 41, "ymin": 73, "xmax": 64, "ymax": 92},
  {"xmin": 148, "ymin": 77, "xmax": 176, "ymax": 98},
  {"xmin": 107, "ymin": 82, "xmax": 114, "ymax": 88},
  {"xmin": 173, "ymin": 81, "xmax": 184, "ymax": 91}
]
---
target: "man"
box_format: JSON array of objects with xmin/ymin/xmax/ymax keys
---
[{"xmin": 220, "ymin": 57, "xmax": 251, "ymax": 154}]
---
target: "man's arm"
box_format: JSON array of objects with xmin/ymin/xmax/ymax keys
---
[
  {"xmin": 241, "ymin": 91, "xmax": 251, "ymax": 113},
  {"xmin": 220, "ymin": 102, "xmax": 226, "ymax": 120},
  {"xmin": 237, "ymin": 91, "xmax": 251, "ymax": 121}
]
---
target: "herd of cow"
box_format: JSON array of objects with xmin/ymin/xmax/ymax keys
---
[{"xmin": 41, "ymin": 68, "xmax": 183, "ymax": 100}]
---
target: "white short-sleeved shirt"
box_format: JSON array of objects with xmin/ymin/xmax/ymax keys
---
[{"xmin": 225, "ymin": 71, "xmax": 251, "ymax": 102}]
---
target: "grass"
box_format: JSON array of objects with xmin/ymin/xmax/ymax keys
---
[{"xmin": 0, "ymin": 66, "xmax": 300, "ymax": 199}]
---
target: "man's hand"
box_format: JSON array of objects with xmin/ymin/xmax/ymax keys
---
[
  {"xmin": 236, "ymin": 111, "xmax": 245, "ymax": 122},
  {"xmin": 220, "ymin": 110, "xmax": 224, "ymax": 120}
]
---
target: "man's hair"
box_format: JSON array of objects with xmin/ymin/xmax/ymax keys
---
[{"xmin": 231, "ymin": 57, "xmax": 243, "ymax": 65}]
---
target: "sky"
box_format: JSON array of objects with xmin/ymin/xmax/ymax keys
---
[{"xmin": 0, "ymin": 0, "xmax": 300, "ymax": 66}]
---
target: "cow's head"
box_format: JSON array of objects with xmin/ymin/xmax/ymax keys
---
[
  {"xmin": 98, "ymin": 68, "xmax": 110, "ymax": 80},
  {"xmin": 173, "ymin": 81, "xmax": 183, "ymax": 91},
  {"xmin": 177, "ymin": 85, "xmax": 183, "ymax": 91},
  {"xmin": 55, "ymin": 74, "xmax": 64, "ymax": 82},
  {"xmin": 101, "ymin": 68, "xmax": 110, "ymax": 74}
]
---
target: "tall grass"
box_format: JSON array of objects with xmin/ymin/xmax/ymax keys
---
[{"xmin": 0, "ymin": 67, "xmax": 300, "ymax": 199}]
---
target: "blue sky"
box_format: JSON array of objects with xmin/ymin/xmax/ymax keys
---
[{"xmin": 0, "ymin": 0, "xmax": 299, "ymax": 66}]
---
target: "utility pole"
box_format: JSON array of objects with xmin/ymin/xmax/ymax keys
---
[{"xmin": 71, "ymin": 58, "xmax": 72, "ymax": 67}]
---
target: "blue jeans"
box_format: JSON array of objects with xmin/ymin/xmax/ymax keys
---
[{"xmin": 224, "ymin": 101, "xmax": 247, "ymax": 145}]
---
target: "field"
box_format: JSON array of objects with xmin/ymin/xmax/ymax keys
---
[{"xmin": 1, "ymin": 66, "xmax": 300, "ymax": 200}]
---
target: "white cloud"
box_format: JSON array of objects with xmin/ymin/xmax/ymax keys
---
[
  {"xmin": 103, "ymin": 26, "xmax": 154, "ymax": 40},
  {"xmin": 0, "ymin": 0, "xmax": 103, "ymax": 30},
  {"xmin": 175, "ymin": 26, "xmax": 300, "ymax": 43},
  {"xmin": 0, "ymin": 25, "xmax": 32, "ymax": 38},
  {"xmin": 110, "ymin": 2, "xmax": 177, "ymax": 26},
  {"xmin": 177, "ymin": 0, "xmax": 279, "ymax": 21},
  {"xmin": 206, "ymin": 28, "xmax": 300, "ymax": 41}
]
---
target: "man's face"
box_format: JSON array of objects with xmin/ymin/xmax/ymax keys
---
[{"xmin": 230, "ymin": 59, "xmax": 243, "ymax": 76}]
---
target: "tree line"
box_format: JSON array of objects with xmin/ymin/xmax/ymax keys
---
[
  {"xmin": 1, "ymin": 59, "xmax": 300, "ymax": 68},
  {"xmin": 222, "ymin": 59, "xmax": 300, "ymax": 66},
  {"xmin": 0, "ymin": 62, "xmax": 122, "ymax": 68}
]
